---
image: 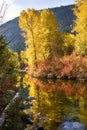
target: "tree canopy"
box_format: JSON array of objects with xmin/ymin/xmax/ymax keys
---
[
  {"xmin": 73, "ymin": 0, "xmax": 87, "ymax": 55},
  {"xmin": 19, "ymin": 9, "xmax": 59, "ymax": 69}
]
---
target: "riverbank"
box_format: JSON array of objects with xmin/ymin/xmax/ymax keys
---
[{"xmin": 28, "ymin": 55, "xmax": 87, "ymax": 81}]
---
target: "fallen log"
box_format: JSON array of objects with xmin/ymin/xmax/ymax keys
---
[{"xmin": 0, "ymin": 92, "xmax": 20, "ymax": 127}]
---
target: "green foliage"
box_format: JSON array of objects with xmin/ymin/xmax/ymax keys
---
[
  {"xmin": 2, "ymin": 85, "xmax": 32, "ymax": 130},
  {"xmin": 0, "ymin": 35, "xmax": 33, "ymax": 130},
  {"xmin": 0, "ymin": 35, "xmax": 19, "ymax": 80},
  {"xmin": 0, "ymin": 35, "xmax": 20, "ymax": 118}
]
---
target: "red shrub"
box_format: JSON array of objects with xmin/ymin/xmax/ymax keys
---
[{"xmin": 28, "ymin": 54, "xmax": 87, "ymax": 80}]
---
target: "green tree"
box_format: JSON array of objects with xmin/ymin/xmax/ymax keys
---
[{"xmin": 0, "ymin": 35, "xmax": 19, "ymax": 90}]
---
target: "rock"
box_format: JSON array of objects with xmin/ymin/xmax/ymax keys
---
[
  {"xmin": 59, "ymin": 120, "xmax": 85, "ymax": 130},
  {"xmin": 0, "ymin": 113, "xmax": 5, "ymax": 127}
]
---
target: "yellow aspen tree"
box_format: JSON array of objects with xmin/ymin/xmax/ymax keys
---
[
  {"xmin": 73, "ymin": 0, "xmax": 87, "ymax": 55},
  {"xmin": 39, "ymin": 9, "xmax": 59, "ymax": 58},
  {"xmin": 19, "ymin": 9, "xmax": 40, "ymax": 70},
  {"xmin": 19, "ymin": 8, "xmax": 61, "ymax": 74}
]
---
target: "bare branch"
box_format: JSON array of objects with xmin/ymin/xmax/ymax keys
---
[{"xmin": 0, "ymin": 0, "xmax": 10, "ymax": 25}]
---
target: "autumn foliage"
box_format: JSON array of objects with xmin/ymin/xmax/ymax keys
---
[
  {"xmin": 28, "ymin": 54, "xmax": 87, "ymax": 80},
  {"xmin": 19, "ymin": 1, "xmax": 87, "ymax": 81},
  {"xmin": 73, "ymin": 0, "xmax": 87, "ymax": 55}
]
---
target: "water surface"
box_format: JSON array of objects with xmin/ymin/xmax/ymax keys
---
[{"xmin": 29, "ymin": 78, "xmax": 87, "ymax": 130}]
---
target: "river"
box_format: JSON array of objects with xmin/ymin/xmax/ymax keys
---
[{"xmin": 27, "ymin": 78, "xmax": 87, "ymax": 130}]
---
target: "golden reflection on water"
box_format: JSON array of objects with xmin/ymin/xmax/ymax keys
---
[{"xmin": 28, "ymin": 78, "xmax": 87, "ymax": 130}]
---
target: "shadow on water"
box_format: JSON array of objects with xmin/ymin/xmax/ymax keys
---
[{"xmin": 28, "ymin": 78, "xmax": 87, "ymax": 130}]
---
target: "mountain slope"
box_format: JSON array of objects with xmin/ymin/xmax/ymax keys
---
[
  {"xmin": 0, "ymin": 5, "xmax": 75, "ymax": 52},
  {"xmin": 0, "ymin": 17, "xmax": 25, "ymax": 52},
  {"xmin": 50, "ymin": 5, "xmax": 75, "ymax": 32}
]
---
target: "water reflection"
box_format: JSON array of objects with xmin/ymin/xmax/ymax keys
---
[{"xmin": 29, "ymin": 78, "xmax": 87, "ymax": 130}]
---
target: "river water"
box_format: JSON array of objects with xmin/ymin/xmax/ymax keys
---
[{"xmin": 28, "ymin": 78, "xmax": 87, "ymax": 130}]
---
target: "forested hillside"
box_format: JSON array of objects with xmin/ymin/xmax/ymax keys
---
[{"xmin": 0, "ymin": 5, "xmax": 75, "ymax": 52}]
